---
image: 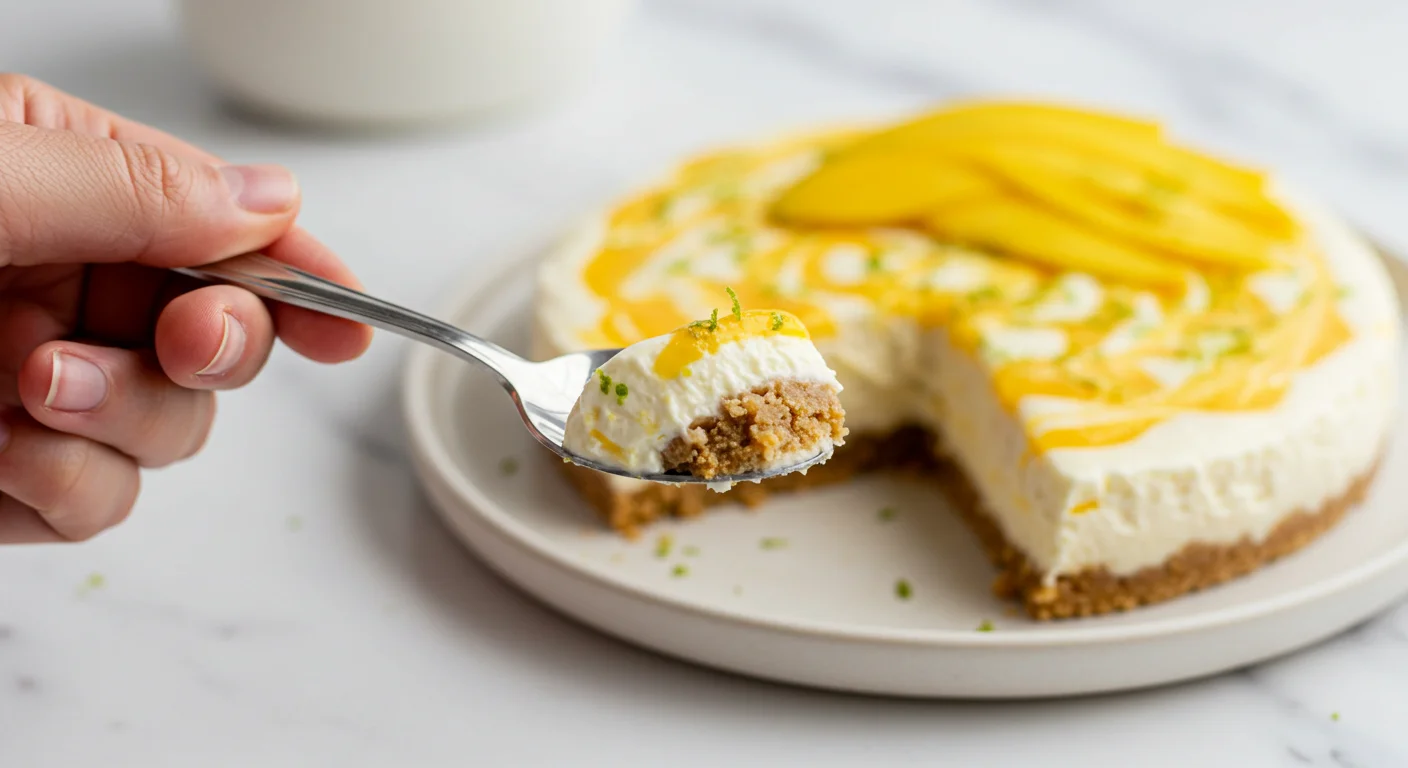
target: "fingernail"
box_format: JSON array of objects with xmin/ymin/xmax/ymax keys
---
[
  {"xmin": 45, "ymin": 353, "xmax": 109, "ymax": 413},
  {"xmin": 196, "ymin": 311, "xmax": 247, "ymax": 377},
  {"xmin": 219, "ymin": 164, "xmax": 298, "ymax": 213}
]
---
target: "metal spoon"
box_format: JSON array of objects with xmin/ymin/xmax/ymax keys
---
[{"xmin": 175, "ymin": 253, "xmax": 832, "ymax": 485}]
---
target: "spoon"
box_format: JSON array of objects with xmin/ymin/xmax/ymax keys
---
[{"xmin": 175, "ymin": 252, "xmax": 832, "ymax": 485}]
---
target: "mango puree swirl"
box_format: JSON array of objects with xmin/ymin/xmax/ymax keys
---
[{"xmin": 576, "ymin": 103, "xmax": 1353, "ymax": 452}]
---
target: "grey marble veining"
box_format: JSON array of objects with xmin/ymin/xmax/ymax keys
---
[{"xmin": 2, "ymin": 0, "xmax": 1407, "ymax": 765}]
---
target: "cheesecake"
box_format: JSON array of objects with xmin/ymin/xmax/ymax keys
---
[
  {"xmin": 562, "ymin": 304, "xmax": 846, "ymax": 486},
  {"xmin": 534, "ymin": 101, "xmax": 1401, "ymax": 619}
]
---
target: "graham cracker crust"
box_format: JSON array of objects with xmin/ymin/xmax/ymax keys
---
[
  {"xmin": 558, "ymin": 426, "xmax": 1379, "ymax": 619},
  {"xmin": 661, "ymin": 380, "xmax": 846, "ymax": 479}
]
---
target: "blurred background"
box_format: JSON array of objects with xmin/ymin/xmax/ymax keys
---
[{"xmin": 4, "ymin": 1, "xmax": 1408, "ymax": 765}]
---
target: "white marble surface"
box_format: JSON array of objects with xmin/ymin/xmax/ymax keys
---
[{"xmin": 3, "ymin": 0, "xmax": 1408, "ymax": 765}]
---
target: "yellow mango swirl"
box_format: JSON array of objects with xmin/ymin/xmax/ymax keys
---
[{"xmin": 575, "ymin": 101, "xmax": 1353, "ymax": 452}]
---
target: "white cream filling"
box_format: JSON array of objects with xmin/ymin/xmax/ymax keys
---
[{"xmin": 561, "ymin": 332, "xmax": 841, "ymax": 475}]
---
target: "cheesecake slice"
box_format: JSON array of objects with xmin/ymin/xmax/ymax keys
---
[
  {"xmin": 535, "ymin": 101, "xmax": 1401, "ymax": 618},
  {"xmin": 562, "ymin": 304, "xmax": 846, "ymax": 491}
]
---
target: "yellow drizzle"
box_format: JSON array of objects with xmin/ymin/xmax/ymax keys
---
[
  {"xmin": 654, "ymin": 310, "xmax": 809, "ymax": 379},
  {"xmin": 588, "ymin": 428, "xmax": 624, "ymax": 460},
  {"xmin": 573, "ymin": 102, "xmax": 1356, "ymax": 453}
]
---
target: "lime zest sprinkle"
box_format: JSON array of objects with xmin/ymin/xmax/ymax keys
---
[
  {"xmin": 597, "ymin": 369, "xmax": 612, "ymax": 394},
  {"xmin": 77, "ymin": 572, "xmax": 107, "ymax": 597},
  {"xmin": 690, "ymin": 308, "xmax": 720, "ymax": 333},
  {"xmin": 770, "ymin": 312, "xmax": 784, "ymax": 331},
  {"xmin": 682, "ymin": 545, "xmax": 700, "ymax": 557},
  {"xmin": 759, "ymin": 537, "xmax": 788, "ymax": 551},
  {"xmin": 895, "ymin": 579, "xmax": 912, "ymax": 600},
  {"xmin": 654, "ymin": 534, "xmax": 674, "ymax": 559},
  {"xmin": 878, "ymin": 507, "xmax": 897, "ymax": 522},
  {"xmin": 1331, "ymin": 712, "xmax": 1340, "ymax": 722},
  {"xmin": 614, "ymin": 382, "xmax": 629, "ymax": 405},
  {"xmin": 977, "ymin": 619, "xmax": 994, "ymax": 632},
  {"xmin": 499, "ymin": 457, "xmax": 519, "ymax": 476},
  {"xmin": 726, "ymin": 286, "xmax": 742, "ymax": 320},
  {"xmin": 671, "ymin": 564, "xmax": 689, "ymax": 578},
  {"xmin": 286, "ymin": 515, "xmax": 304, "ymax": 532}
]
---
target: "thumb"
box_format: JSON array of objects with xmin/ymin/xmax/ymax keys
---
[{"xmin": 0, "ymin": 120, "xmax": 299, "ymax": 269}]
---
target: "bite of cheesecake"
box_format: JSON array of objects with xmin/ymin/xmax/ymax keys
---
[{"xmin": 562, "ymin": 294, "xmax": 847, "ymax": 484}]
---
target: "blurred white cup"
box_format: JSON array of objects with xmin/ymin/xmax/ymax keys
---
[{"xmin": 175, "ymin": 0, "xmax": 635, "ymax": 127}]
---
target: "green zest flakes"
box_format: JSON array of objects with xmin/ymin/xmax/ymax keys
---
[
  {"xmin": 878, "ymin": 507, "xmax": 896, "ymax": 522},
  {"xmin": 499, "ymin": 457, "xmax": 519, "ymax": 476},
  {"xmin": 965, "ymin": 286, "xmax": 1001, "ymax": 304},
  {"xmin": 726, "ymin": 286, "xmax": 743, "ymax": 320},
  {"xmin": 615, "ymin": 382, "xmax": 629, "ymax": 405},
  {"xmin": 77, "ymin": 572, "xmax": 107, "ymax": 597},
  {"xmin": 597, "ymin": 369, "xmax": 612, "ymax": 395},
  {"xmin": 1331, "ymin": 712, "xmax": 1340, "ymax": 722},
  {"xmin": 770, "ymin": 312, "xmax": 785, "ymax": 331},
  {"xmin": 895, "ymin": 579, "xmax": 912, "ymax": 600},
  {"xmin": 672, "ymin": 564, "xmax": 689, "ymax": 578},
  {"xmin": 682, "ymin": 545, "xmax": 700, "ymax": 557},
  {"xmin": 654, "ymin": 534, "xmax": 674, "ymax": 559},
  {"xmin": 760, "ymin": 537, "xmax": 787, "ymax": 551},
  {"xmin": 286, "ymin": 515, "xmax": 304, "ymax": 532},
  {"xmin": 690, "ymin": 308, "xmax": 720, "ymax": 333},
  {"xmin": 976, "ymin": 620, "xmax": 994, "ymax": 632},
  {"xmin": 667, "ymin": 259, "xmax": 691, "ymax": 275}
]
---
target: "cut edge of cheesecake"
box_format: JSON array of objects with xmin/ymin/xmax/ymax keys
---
[{"xmin": 556, "ymin": 427, "xmax": 1384, "ymax": 619}]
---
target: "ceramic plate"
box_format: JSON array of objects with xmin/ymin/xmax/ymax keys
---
[{"xmin": 402, "ymin": 247, "xmax": 1408, "ymax": 699}]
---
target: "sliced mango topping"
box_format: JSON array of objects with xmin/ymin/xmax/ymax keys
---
[
  {"xmin": 571, "ymin": 100, "xmax": 1353, "ymax": 454},
  {"xmin": 772, "ymin": 101, "xmax": 1298, "ymax": 282}
]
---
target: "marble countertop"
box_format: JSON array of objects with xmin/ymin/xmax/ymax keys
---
[{"xmin": 4, "ymin": 0, "xmax": 1408, "ymax": 765}]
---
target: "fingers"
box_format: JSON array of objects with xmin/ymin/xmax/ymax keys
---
[
  {"xmin": 0, "ymin": 73, "xmax": 224, "ymax": 165},
  {"xmin": 264, "ymin": 229, "xmax": 374, "ymax": 363},
  {"xmin": 0, "ymin": 413, "xmax": 139, "ymax": 543},
  {"xmin": 16, "ymin": 341, "xmax": 218, "ymax": 468},
  {"xmin": 153, "ymin": 284, "xmax": 276, "ymax": 388},
  {"xmin": 0, "ymin": 120, "xmax": 300, "ymax": 269}
]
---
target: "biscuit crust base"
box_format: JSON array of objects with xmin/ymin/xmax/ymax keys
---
[
  {"xmin": 558, "ymin": 426, "xmax": 1378, "ymax": 620},
  {"xmin": 660, "ymin": 380, "xmax": 847, "ymax": 479}
]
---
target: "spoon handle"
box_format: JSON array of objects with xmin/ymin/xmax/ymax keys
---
[{"xmin": 174, "ymin": 253, "xmax": 528, "ymax": 384}]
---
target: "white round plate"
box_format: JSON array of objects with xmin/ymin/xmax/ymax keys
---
[{"xmin": 403, "ymin": 249, "xmax": 1408, "ymax": 699}]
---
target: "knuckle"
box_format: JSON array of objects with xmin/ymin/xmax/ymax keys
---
[
  {"xmin": 116, "ymin": 140, "xmax": 194, "ymax": 223},
  {"xmin": 42, "ymin": 437, "xmax": 93, "ymax": 513},
  {"xmin": 179, "ymin": 393, "xmax": 217, "ymax": 462}
]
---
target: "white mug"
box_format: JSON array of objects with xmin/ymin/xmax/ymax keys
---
[{"xmin": 175, "ymin": 0, "xmax": 635, "ymax": 126}]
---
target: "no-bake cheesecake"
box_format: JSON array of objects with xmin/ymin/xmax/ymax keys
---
[
  {"xmin": 562, "ymin": 303, "xmax": 846, "ymax": 486},
  {"xmin": 534, "ymin": 101, "xmax": 1401, "ymax": 619}
]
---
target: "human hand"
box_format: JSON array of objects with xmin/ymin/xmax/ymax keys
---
[{"xmin": 0, "ymin": 75, "xmax": 372, "ymax": 543}]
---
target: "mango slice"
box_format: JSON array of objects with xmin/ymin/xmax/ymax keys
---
[
  {"xmin": 772, "ymin": 152, "xmax": 998, "ymax": 226},
  {"xmin": 855, "ymin": 101, "xmax": 1162, "ymax": 155},
  {"xmin": 966, "ymin": 146, "xmax": 1278, "ymax": 271},
  {"xmin": 922, "ymin": 199, "xmax": 1188, "ymax": 288}
]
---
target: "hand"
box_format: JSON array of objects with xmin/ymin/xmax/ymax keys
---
[{"xmin": 0, "ymin": 75, "xmax": 372, "ymax": 543}]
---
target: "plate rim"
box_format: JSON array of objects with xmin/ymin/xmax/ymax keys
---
[{"xmin": 402, "ymin": 243, "xmax": 1408, "ymax": 650}]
